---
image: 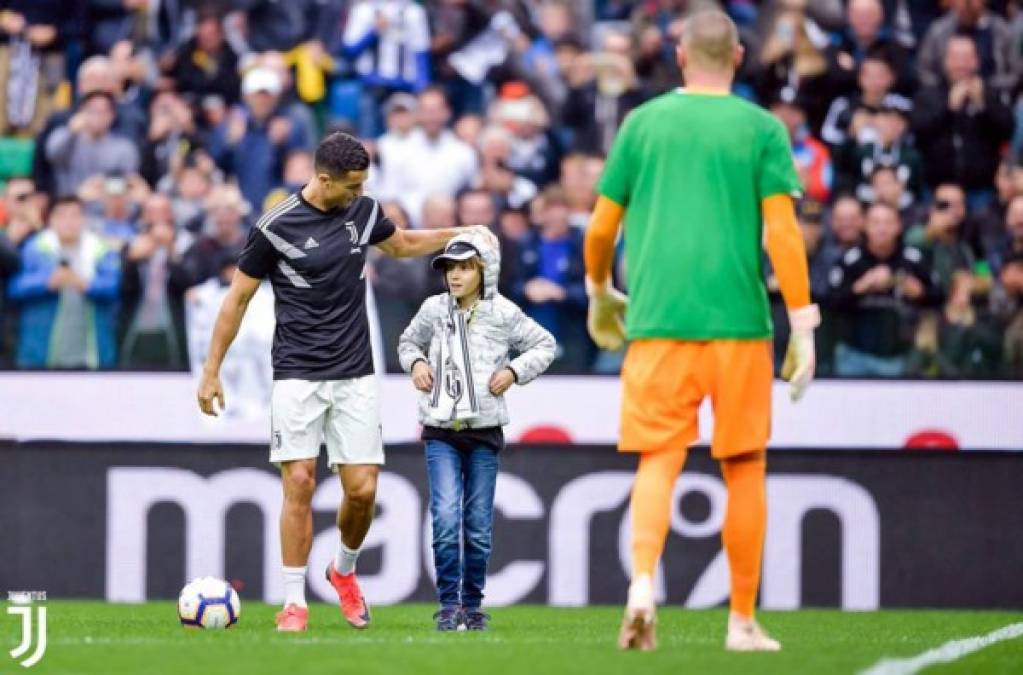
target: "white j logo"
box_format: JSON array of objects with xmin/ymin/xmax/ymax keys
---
[{"xmin": 8, "ymin": 605, "xmax": 46, "ymax": 668}]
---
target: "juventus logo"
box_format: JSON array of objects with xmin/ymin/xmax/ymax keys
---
[
  {"xmin": 443, "ymin": 359, "xmax": 464, "ymax": 403},
  {"xmin": 7, "ymin": 592, "xmax": 46, "ymax": 668},
  {"xmin": 345, "ymin": 221, "xmax": 358, "ymax": 244}
]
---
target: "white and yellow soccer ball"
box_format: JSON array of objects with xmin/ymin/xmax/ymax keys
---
[{"xmin": 177, "ymin": 577, "xmax": 241, "ymax": 629}]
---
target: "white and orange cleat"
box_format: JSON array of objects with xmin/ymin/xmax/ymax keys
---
[
  {"xmin": 617, "ymin": 575, "xmax": 657, "ymax": 651},
  {"xmin": 275, "ymin": 604, "xmax": 309, "ymax": 632},
  {"xmin": 725, "ymin": 612, "xmax": 781, "ymax": 652},
  {"xmin": 326, "ymin": 564, "xmax": 370, "ymax": 629}
]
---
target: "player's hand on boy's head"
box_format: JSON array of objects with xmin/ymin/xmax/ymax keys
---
[
  {"xmin": 197, "ymin": 371, "xmax": 226, "ymax": 416},
  {"xmin": 781, "ymin": 304, "xmax": 821, "ymax": 402},
  {"xmin": 586, "ymin": 277, "xmax": 628, "ymax": 351},
  {"xmin": 412, "ymin": 361, "xmax": 435, "ymax": 393},
  {"xmin": 466, "ymin": 224, "xmax": 499, "ymax": 250},
  {"xmin": 489, "ymin": 368, "xmax": 515, "ymax": 395}
]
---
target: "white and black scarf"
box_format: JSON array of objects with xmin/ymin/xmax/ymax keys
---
[{"xmin": 428, "ymin": 300, "xmax": 479, "ymax": 422}]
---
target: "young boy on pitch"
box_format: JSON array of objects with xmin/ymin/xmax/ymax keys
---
[{"xmin": 398, "ymin": 229, "xmax": 555, "ymax": 631}]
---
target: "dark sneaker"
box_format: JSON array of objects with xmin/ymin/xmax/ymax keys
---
[
  {"xmin": 433, "ymin": 606, "xmax": 462, "ymax": 632},
  {"xmin": 463, "ymin": 608, "xmax": 490, "ymax": 631}
]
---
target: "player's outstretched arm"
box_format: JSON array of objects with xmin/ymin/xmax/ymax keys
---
[
  {"xmin": 762, "ymin": 194, "xmax": 821, "ymax": 402},
  {"xmin": 584, "ymin": 196, "xmax": 628, "ymax": 350},
  {"xmin": 375, "ymin": 225, "xmax": 497, "ymax": 258},
  {"xmin": 196, "ymin": 270, "xmax": 262, "ymax": 416}
]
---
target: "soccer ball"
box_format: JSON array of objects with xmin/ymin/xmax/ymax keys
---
[{"xmin": 177, "ymin": 577, "xmax": 241, "ymax": 629}]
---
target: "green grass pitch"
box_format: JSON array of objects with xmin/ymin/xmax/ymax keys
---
[{"xmin": 9, "ymin": 602, "xmax": 1023, "ymax": 675}]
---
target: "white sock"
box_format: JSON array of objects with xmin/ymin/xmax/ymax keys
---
[
  {"xmin": 335, "ymin": 541, "xmax": 360, "ymax": 576},
  {"xmin": 282, "ymin": 565, "xmax": 307, "ymax": 608}
]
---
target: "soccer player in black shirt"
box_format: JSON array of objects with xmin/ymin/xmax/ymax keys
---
[{"xmin": 196, "ymin": 132, "xmax": 491, "ymax": 632}]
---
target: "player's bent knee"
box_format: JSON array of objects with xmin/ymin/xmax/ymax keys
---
[{"xmin": 281, "ymin": 462, "xmax": 317, "ymax": 501}]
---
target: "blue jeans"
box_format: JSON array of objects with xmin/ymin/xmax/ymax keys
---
[
  {"xmin": 425, "ymin": 440, "xmax": 499, "ymax": 609},
  {"xmin": 834, "ymin": 342, "xmax": 907, "ymax": 378}
]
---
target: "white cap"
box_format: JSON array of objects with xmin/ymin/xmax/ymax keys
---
[{"xmin": 242, "ymin": 67, "xmax": 282, "ymax": 96}]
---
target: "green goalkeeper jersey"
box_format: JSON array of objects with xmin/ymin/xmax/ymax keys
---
[{"xmin": 597, "ymin": 90, "xmax": 802, "ymax": 340}]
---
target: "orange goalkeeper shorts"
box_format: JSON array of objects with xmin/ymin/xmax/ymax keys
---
[{"xmin": 619, "ymin": 339, "xmax": 773, "ymax": 459}]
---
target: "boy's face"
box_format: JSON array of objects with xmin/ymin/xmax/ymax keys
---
[{"xmin": 446, "ymin": 260, "xmax": 482, "ymax": 302}]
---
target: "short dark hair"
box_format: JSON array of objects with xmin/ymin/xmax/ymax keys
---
[
  {"xmin": 51, "ymin": 195, "xmax": 84, "ymax": 211},
  {"xmin": 314, "ymin": 132, "xmax": 370, "ymax": 177}
]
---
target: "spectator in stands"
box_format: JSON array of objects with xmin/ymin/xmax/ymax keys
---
[
  {"xmin": 141, "ymin": 91, "xmax": 201, "ymax": 188},
  {"xmin": 562, "ymin": 38, "xmax": 646, "ymax": 155},
  {"xmin": 86, "ymin": 0, "xmax": 184, "ymax": 57},
  {"xmin": 821, "ymin": 51, "xmax": 912, "ymax": 148},
  {"xmin": 0, "ymin": 177, "xmax": 41, "ymax": 365},
  {"xmin": 208, "ymin": 67, "xmax": 309, "ymax": 211},
  {"xmin": 988, "ymin": 194, "xmax": 1023, "ymax": 277},
  {"xmin": 374, "ymin": 93, "xmax": 423, "ymax": 215},
  {"xmin": 119, "ymin": 194, "xmax": 190, "ymax": 370},
  {"xmin": 7, "ymin": 196, "xmax": 120, "ymax": 369},
  {"xmin": 377, "ymin": 87, "xmax": 477, "ymax": 227},
  {"xmin": 475, "ymin": 123, "xmax": 538, "ymax": 210},
  {"xmin": 80, "ymin": 173, "xmax": 149, "ymax": 250},
  {"xmin": 560, "ymin": 152, "xmax": 603, "ymax": 229},
  {"xmin": 911, "ymin": 35, "xmax": 1014, "ymax": 206},
  {"xmin": 908, "ymin": 270, "xmax": 1003, "ymax": 377},
  {"xmin": 916, "ymin": 0, "xmax": 1020, "ymax": 94},
  {"xmin": 514, "ymin": 185, "xmax": 588, "ymax": 372},
  {"xmin": 633, "ymin": 21, "xmax": 680, "ymax": 97},
  {"xmin": 753, "ymin": 1, "xmax": 837, "ymax": 130},
  {"xmin": 968, "ymin": 160, "xmax": 1022, "ymax": 266},
  {"xmin": 456, "ymin": 187, "xmax": 519, "ymax": 297},
  {"xmin": 237, "ymin": 0, "xmax": 342, "ymax": 54},
  {"xmin": 44, "ymin": 91, "xmax": 140, "ymax": 198},
  {"xmin": 869, "ymin": 165, "xmax": 922, "ymax": 227},
  {"xmin": 262, "ymin": 149, "xmax": 315, "ymax": 212},
  {"xmin": 491, "ymin": 91, "xmax": 561, "ymax": 187},
  {"xmin": 829, "ymin": 194, "xmax": 866, "ymax": 248},
  {"xmin": 344, "ymin": 0, "xmax": 432, "ymax": 138},
  {"xmin": 167, "ymin": 154, "xmax": 216, "ymax": 233},
  {"xmin": 999, "ymin": 251, "xmax": 1023, "ymax": 377},
  {"xmin": 370, "ymin": 202, "xmax": 425, "ymax": 372},
  {"xmin": 252, "ymin": 51, "xmax": 320, "ymax": 150},
  {"xmin": 33, "ymin": 55, "xmax": 147, "ymax": 199},
  {"xmin": 178, "ymin": 185, "xmax": 250, "ymax": 288},
  {"xmin": 166, "ymin": 8, "xmax": 240, "ymax": 106},
  {"xmin": 830, "ymin": 0, "xmax": 914, "ymax": 94},
  {"xmin": 421, "ymin": 193, "xmax": 457, "ymax": 232},
  {"xmin": 0, "ymin": 0, "xmax": 69, "ymax": 136},
  {"xmin": 826, "ymin": 202, "xmax": 942, "ymax": 377},
  {"xmin": 771, "ymin": 90, "xmax": 832, "ymax": 203},
  {"xmin": 905, "ymin": 183, "xmax": 975, "ymax": 294},
  {"xmin": 833, "ymin": 100, "xmax": 921, "ymax": 207}
]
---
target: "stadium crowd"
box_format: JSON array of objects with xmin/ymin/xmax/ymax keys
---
[{"xmin": 0, "ymin": 0, "xmax": 1021, "ymax": 378}]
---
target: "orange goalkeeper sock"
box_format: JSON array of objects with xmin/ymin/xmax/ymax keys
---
[
  {"xmin": 630, "ymin": 447, "xmax": 688, "ymax": 578},
  {"xmin": 720, "ymin": 451, "xmax": 768, "ymax": 618}
]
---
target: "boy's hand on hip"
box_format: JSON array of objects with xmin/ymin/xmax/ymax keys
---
[
  {"xmin": 412, "ymin": 361, "xmax": 435, "ymax": 393},
  {"xmin": 489, "ymin": 368, "xmax": 515, "ymax": 395}
]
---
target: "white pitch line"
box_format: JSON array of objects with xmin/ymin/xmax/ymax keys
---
[{"xmin": 859, "ymin": 621, "xmax": 1023, "ymax": 675}]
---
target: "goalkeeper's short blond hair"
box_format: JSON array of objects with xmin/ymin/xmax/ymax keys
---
[{"xmin": 680, "ymin": 9, "xmax": 739, "ymax": 72}]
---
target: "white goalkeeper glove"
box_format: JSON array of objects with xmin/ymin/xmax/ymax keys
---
[
  {"xmin": 586, "ymin": 277, "xmax": 627, "ymax": 351},
  {"xmin": 780, "ymin": 304, "xmax": 821, "ymax": 402}
]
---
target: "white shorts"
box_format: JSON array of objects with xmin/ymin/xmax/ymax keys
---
[{"xmin": 270, "ymin": 375, "xmax": 385, "ymax": 470}]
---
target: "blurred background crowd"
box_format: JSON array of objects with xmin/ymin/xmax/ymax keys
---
[{"xmin": 0, "ymin": 0, "xmax": 1022, "ymax": 378}]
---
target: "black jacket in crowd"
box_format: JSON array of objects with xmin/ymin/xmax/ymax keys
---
[
  {"xmin": 911, "ymin": 82, "xmax": 1015, "ymax": 191},
  {"xmin": 826, "ymin": 243, "xmax": 943, "ymax": 357}
]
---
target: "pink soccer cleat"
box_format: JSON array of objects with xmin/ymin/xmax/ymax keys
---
[
  {"xmin": 326, "ymin": 564, "xmax": 370, "ymax": 629},
  {"xmin": 275, "ymin": 604, "xmax": 309, "ymax": 632}
]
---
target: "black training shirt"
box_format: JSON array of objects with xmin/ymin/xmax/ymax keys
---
[{"xmin": 237, "ymin": 192, "xmax": 397, "ymax": 380}]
